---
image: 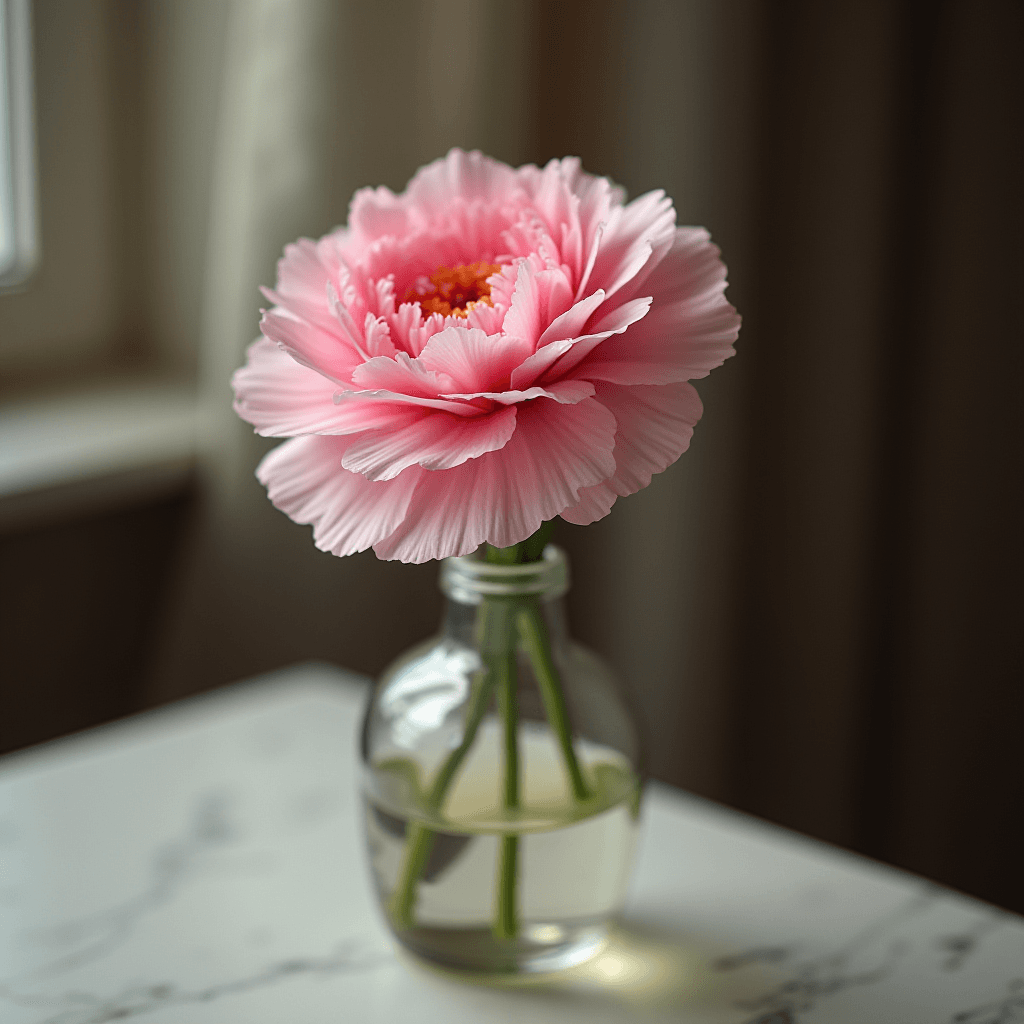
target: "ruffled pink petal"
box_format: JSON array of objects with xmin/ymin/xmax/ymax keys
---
[
  {"xmin": 587, "ymin": 295, "xmax": 654, "ymax": 337},
  {"xmin": 348, "ymin": 186, "xmax": 410, "ymax": 247},
  {"xmin": 527, "ymin": 162, "xmax": 582, "ymax": 272},
  {"xmin": 538, "ymin": 155, "xmax": 626, "ymax": 210},
  {"xmin": 324, "ymin": 261, "xmax": 372, "ymax": 340},
  {"xmin": 257, "ymin": 435, "xmax": 420, "ymax": 556},
  {"xmin": 323, "ymin": 281, "xmax": 371, "ymax": 359},
  {"xmin": 406, "ymin": 312, "xmax": 448, "ymax": 358},
  {"xmin": 433, "ymin": 198, "xmax": 518, "ymax": 263},
  {"xmin": 531, "ymin": 333, "xmax": 608, "ymax": 385},
  {"xmin": 315, "ymin": 228, "xmax": 358, "ymax": 282},
  {"xmin": 501, "ymin": 260, "xmax": 574, "ymax": 349},
  {"xmin": 602, "ymin": 381, "xmax": 703, "ymax": 493},
  {"xmin": 522, "ymin": 159, "xmax": 624, "ymax": 286},
  {"xmin": 233, "ymin": 340, "xmax": 465, "ymax": 436},
  {"xmin": 359, "ymin": 231, "xmax": 469, "ymax": 299},
  {"xmin": 367, "ymin": 276, "xmax": 397, "ymax": 318},
  {"xmin": 260, "ymin": 309, "xmax": 363, "ymax": 385},
  {"xmin": 582, "ymin": 190, "xmax": 676, "ymax": 301},
  {"xmin": 579, "ymin": 227, "xmax": 739, "ymax": 385},
  {"xmin": 539, "ymin": 297, "xmax": 654, "ymax": 383},
  {"xmin": 407, "ymin": 149, "xmax": 524, "ymax": 221},
  {"xmin": 441, "ymin": 379, "xmax": 595, "ymax": 406},
  {"xmin": 465, "ymin": 300, "xmax": 505, "ymax": 335},
  {"xmin": 362, "ymin": 313, "xmax": 397, "ymax": 359},
  {"xmin": 233, "ymin": 338, "xmax": 380, "ymax": 436},
  {"xmin": 559, "ymin": 381, "xmax": 703, "ymax": 526},
  {"xmin": 341, "ymin": 404, "xmax": 517, "ymax": 482},
  {"xmin": 487, "ymin": 262, "xmax": 518, "ymax": 310},
  {"xmin": 508, "ymin": 295, "xmax": 651, "ymax": 390},
  {"xmin": 351, "ymin": 351, "xmax": 457, "ymax": 399},
  {"xmin": 509, "ymin": 339, "xmax": 574, "ymax": 390},
  {"xmin": 264, "ymin": 238, "xmax": 340, "ymax": 335},
  {"xmin": 557, "ymin": 481, "xmax": 618, "ymax": 527},
  {"xmin": 387, "ymin": 302, "xmax": 425, "ymax": 356},
  {"xmin": 334, "ymin": 389, "xmax": 479, "ymax": 417},
  {"xmin": 500, "ymin": 213, "xmax": 563, "ymax": 272},
  {"xmin": 536, "ymin": 289, "xmax": 605, "ymax": 347},
  {"xmin": 416, "ymin": 326, "xmax": 531, "ymax": 394},
  {"xmin": 372, "ymin": 396, "xmax": 618, "ymax": 563},
  {"xmin": 571, "ymin": 171, "xmax": 625, "ymax": 260}
]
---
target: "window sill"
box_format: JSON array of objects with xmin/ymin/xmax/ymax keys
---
[{"xmin": 0, "ymin": 378, "xmax": 198, "ymax": 531}]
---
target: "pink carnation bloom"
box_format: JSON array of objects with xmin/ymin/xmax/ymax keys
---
[{"xmin": 232, "ymin": 149, "xmax": 739, "ymax": 563}]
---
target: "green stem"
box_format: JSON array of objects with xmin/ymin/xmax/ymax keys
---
[
  {"xmin": 497, "ymin": 649, "xmax": 520, "ymax": 809},
  {"xmin": 424, "ymin": 661, "xmax": 496, "ymax": 809},
  {"xmin": 388, "ymin": 598, "xmax": 510, "ymax": 929},
  {"xmin": 517, "ymin": 601, "xmax": 592, "ymax": 801},
  {"xmin": 495, "ymin": 835, "xmax": 519, "ymax": 940},
  {"xmin": 388, "ymin": 823, "xmax": 436, "ymax": 929},
  {"xmin": 493, "ymin": 645, "xmax": 520, "ymax": 939},
  {"xmin": 386, "ymin": 524, "xmax": 571, "ymax": 936}
]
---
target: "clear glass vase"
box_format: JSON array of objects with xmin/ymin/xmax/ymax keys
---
[{"xmin": 360, "ymin": 545, "xmax": 641, "ymax": 975}]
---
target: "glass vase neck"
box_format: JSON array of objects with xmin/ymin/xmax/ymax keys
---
[
  {"xmin": 439, "ymin": 544, "xmax": 570, "ymax": 605},
  {"xmin": 438, "ymin": 545, "xmax": 570, "ymax": 653}
]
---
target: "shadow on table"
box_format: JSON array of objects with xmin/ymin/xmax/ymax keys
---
[{"xmin": 403, "ymin": 919, "xmax": 782, "ymax": 1022}]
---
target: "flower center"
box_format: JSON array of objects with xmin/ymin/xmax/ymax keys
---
[{"xmin": 403, "ymin": 262, "xmax": 501, "ymax": 319}]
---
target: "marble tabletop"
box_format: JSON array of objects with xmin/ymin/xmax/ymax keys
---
[{"xmin": 0, "ymin": 663, "xmax": 1020, "ymax": 1024}]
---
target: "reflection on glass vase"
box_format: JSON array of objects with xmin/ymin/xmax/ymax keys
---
[{"xmin": 360, "ymin": 545, "xmax": 642, "ymax": 975}]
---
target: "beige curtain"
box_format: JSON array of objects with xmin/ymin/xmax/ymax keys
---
[{"xmin": 147, "ymin": 0, "xmax": 539, "ymax": 698}]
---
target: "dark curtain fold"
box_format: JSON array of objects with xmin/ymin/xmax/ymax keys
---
[
  {"xmin": 532, "ymin": 0, "xmax": 1023, "ymax": 911},
  {"xmin": 735, "ymin": 0, "xmax": 1022, "ymax": 912}
]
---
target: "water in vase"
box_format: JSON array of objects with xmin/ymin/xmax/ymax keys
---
[{"xmin": 364, "ymin": 720, "xmax": 640, "ymax": 973}]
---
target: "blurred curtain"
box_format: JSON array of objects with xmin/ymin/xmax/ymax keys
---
[
  {"xmin": 145, "ymin": 0, "xmax": 1022, "ymax": 911},
  {"xmin": 147, "ymin": 0, "xmax": 537, "ymax": 698},
  {"xmin": 730, "ymin": 0, "xmax": 1022, "ymax": 911}
]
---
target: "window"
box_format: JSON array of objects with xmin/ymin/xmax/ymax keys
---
[{"xmin": 0, "ymin": 0, "xmax": 38, "ymax": 290}]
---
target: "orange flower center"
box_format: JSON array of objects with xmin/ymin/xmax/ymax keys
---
[{"xmin": 403, "ymin": 262, "xmax": 501, "ymax": 319}]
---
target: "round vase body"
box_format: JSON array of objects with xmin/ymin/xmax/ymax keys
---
[{"xmin": 360, "ymin": 546, "xmax": 641, "ymax": 975}]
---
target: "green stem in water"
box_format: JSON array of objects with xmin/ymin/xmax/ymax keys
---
[
  {"xmin": 388, "ymin": 598, "xmax": 511, "ymax": 929},
  {"xmin": 495, "ymin": 835, "xmax": 519, "ymax": 940},
  {"xmin": 387, "ymin": 823, "xmax": 436, "ymax": 930},
  {"xmin": 517, "ymin": 601, "xmax": 592, "ymax": 802},
  {"xmin": 387, "ymin": 523, "xmax": 575, "ymax": 936},
  {"xmin": 488, "ymin": 526, "xmax": 590, "ymax": 937},
  {"xmin": 493, "ymin": 644, "xmax": 520, "ymax": 940}
]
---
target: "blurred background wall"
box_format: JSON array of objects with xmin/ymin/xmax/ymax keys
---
[{"xmin": 0, "ymin": 0, "xmax": 1020, "ymax": 912}]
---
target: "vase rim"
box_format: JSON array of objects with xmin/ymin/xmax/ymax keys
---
[{"xmin": 439, "ymin": 544, "xmax": 570, "ymax": 603}]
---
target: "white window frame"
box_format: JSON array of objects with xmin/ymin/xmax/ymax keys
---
[
  {"xmin": 0, "ymin": 0, "xmax": 38, "ymax": 290},
  {"xmin": 0, "ymin": 1, "xmax": 196, "ymax": 527}
]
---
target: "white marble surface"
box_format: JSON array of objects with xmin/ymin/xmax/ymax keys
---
[{"xmin": 0, "ymin": 662, "xmax": 1020, "ymax": 1024}]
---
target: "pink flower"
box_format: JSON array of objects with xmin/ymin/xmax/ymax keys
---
[{"xmin": 232, "ymin": 150, "xmax": 739, "ymax": 563}]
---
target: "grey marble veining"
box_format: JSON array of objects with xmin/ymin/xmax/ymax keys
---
[{"xmin": 0, "ymin": 663, "xmax": 1020, "ymax": 1023}]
